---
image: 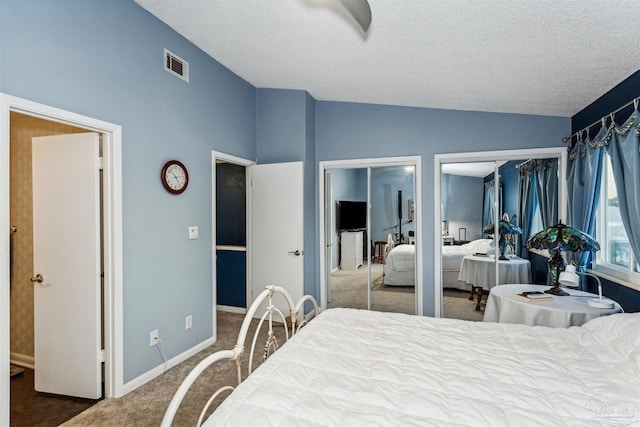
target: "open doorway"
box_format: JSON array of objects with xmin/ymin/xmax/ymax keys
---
[
  {"xmin": 212, "ymin": 151, "xmax": 254, "ymax": 314},
  {"xmin": 1, "ymin": 94, "xmax": 124, "ymax": 427},
  {"xmin": 9, "ymin": 113, "xmax": 104, "ymax": 425},
  {"xmin": 320, "ymin": 156, "xmax": 422, "ymax": 316}
]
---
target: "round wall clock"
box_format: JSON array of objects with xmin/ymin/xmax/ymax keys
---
[{"xmin": 161, "ymin": 160, "xmax": 189, "ymax": 194}]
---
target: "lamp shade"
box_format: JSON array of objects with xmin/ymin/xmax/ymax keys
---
[
  {"xmin": 558, "ymin": 264, "xmax": 579, "ymax": 287},
  {"xmin": 483, "ymin": 220, "xmax": 522, "ymax": 236},
  {"xmin": 526, "ymin": 222, "xmax": 600, "ymax": 253},
  {"xmin": 484, "ymin": 220, "xmax": 522, "ymax": 260}
]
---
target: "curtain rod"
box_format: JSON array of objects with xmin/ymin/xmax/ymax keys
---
[
  {"xmin": 515, "ymin": 159, "xmax": 533, "ymax": 169},
  {"xmin": 563, "ymin": 95, "xmax": 640, "ymax": 143}
]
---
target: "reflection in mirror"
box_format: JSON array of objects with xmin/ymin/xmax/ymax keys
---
[
  {"xmin": 370, "ymin": 166, "xmax": 415, "ymax": 314},
  {"xmin": 324, "ymin": 166, "xmax": 416, "ymax": 315},
  {"xmin": 325, "ymin": 168, "xmax": 368, "ymax": 310},
  {"xmin": 440, "ymin": 159, "xmax": 558, "ymax": 320}
]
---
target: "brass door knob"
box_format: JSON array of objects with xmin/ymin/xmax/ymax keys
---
[{"xmin": 30, "ymin": 274, "xmax": 44, "ymax": 283}]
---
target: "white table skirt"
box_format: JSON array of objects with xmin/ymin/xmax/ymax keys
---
[
  {"xmin": 457, "ymin": 254, "xmax": 531, "ymax": 290},
  {"xmin": 483, "ymin": 284, "xmax": 624, "ymax": 328}
]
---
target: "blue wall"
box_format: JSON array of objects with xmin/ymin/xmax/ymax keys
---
[
  {"xmin": 499, "ymin": 161, "xmax": 520, "ymax": 220},
  {"xmin": 570, "ymin": 69, "xmax": 640, "ymax": 312},
  {"xmin": 573, "ymin": 70, "xmax": 640, "ymax": 138},
  {"xmin": 442, "ymin": 174, "xmax": 483, "ymax": 240},
  {"xmin": 370, "ymin": 166, "xmax": 415, "ymax": 244},
  {"xmin": 255, "ymin": 88, "xmax": 317, "ymax": 297},
  {"xmin": 1, "ymin": 0, "xmax": 257, "ymax": 382},
  {"xmin": 316, "ymin": 101, "xmax": 570, "ymax": 315}
]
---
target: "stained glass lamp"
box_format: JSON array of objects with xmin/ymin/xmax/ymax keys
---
[
  {"xmin": 526, "ymin": 222, "xmax": 600, "ymax": 296},
  {"xmin": 483, "ymin": 219, "xmax": 522, "ymax": 261}
]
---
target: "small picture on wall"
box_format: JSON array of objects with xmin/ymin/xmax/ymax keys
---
[{"xmin": 408, "ymin": 199, "xmax": 414, "ymax": 220}]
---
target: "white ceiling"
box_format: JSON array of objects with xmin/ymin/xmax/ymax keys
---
[
  {"xmin": 442, "ymin": 162, "xmax": 507, "ymax": 178},
  {"xmin": 136, "ymin": 0, "xmax": 640, "ymax": 117}
]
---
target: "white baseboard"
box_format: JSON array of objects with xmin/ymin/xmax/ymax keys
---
[
  {"xmin": 10, "ymin": 353, "xmax": 34, "ymax": 370},
  {"xmin": 122, "ymin": 336, "xmax": 216, "ymax": 396},
  {"xmin": 217, "ymin": 305, "xmax": 246, "ymax": 314}
]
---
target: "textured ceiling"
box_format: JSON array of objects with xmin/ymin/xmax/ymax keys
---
[
  {"xmin": 442, "ymin": 162, "xmax": 507, "ymax": 178},
  {"xmin": 136, "ymin": 0, "xmax": 640, "ymax": 117}
]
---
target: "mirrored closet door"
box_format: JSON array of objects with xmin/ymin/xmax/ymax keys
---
[
  {"xmin": 323, "ymin": 161, "xmax": 418, "ymax": 315},
  {"xmin": 436, "ymin": 148, "xmax": 566, "ymax": 320}
]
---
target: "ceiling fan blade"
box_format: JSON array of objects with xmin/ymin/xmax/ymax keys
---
[{"xmin": 340, "ymin": 0, "xmax": 372, "ymax": 33}]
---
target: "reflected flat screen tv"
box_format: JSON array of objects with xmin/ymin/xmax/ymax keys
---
[{"xmin": 336, "ymin": 200, "xmax": 366, "ymax": 231}]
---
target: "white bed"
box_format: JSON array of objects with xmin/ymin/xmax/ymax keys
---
[
  {"xmin": 442, "ymin": 238, "xmax": 494, "ymax": 290},
  {"xmin": 164, "ymin": 291, "xmax": 640, "ymax": 426},
  {"xmin": 382, "ymin": 243, "xmax": 416, "ymax": 286},
  {"xmin": 382, "ymin": 239, "xmax": 494, "ymax": 288}
]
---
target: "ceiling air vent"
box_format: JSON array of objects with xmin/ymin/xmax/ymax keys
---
[{"xmin": 164, "ymin": 49, "xmax": 189, "ymax": 82}]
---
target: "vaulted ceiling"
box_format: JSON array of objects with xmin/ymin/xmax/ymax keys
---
[{"xmin": 136, "ymin": 0, "xmax": 640, "ymax": 117}]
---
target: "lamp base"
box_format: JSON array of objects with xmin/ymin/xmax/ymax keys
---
[
  {"xmin": 498, "ymin": 255, "xmax": 509, "ymax": 261},
  {"xmin": 545, "ymin": 286, "xmax": 569, "ymax": 296},
  {"xmin": 587, "ymin": 298, "xmax": 615, "ymax": 309}
]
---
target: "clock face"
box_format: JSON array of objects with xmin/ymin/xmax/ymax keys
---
[{"xmin": 161, "ymin": 160, "xmax": 189, "ymax": 194}]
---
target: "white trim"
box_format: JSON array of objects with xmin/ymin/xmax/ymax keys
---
[
  {"xmin": 9, "ymin": 353, "xmax": 34, "ymax": 370},
  {"xmin": 211, "ymin": 151, "xmax": 255, "ymax": 328},
  {"xmin": 122, "ymin": 336, "xmax": 216, "ymax": 395},
  {"xmin": 216, "ymin": 305, "xmax": 248, "ymax": 314},
  {"xmin": 216, "ymin": 245, "xmax": 247, "ymax": 252},
  {"xmin": 434, "ymin": 147, "xmax": 567, "ymax": 318},
  {"xmin": 587, "ymin": 268, "xmax": 640, "ymax": 293},
  {"xmin": 593, "ymin": 157, "xmax": 640, "ymax": 290},
  {"xmin": 319, "ymin": 156, "xmax": 423, "ymax": 316},
  {"xmin": 0, "ymin": 93, "xmax": 124, "ymax": 427}
]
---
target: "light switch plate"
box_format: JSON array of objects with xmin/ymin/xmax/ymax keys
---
[{"xmin": 188, "ymin": 226, "xmax": 199, "ymax": 240}]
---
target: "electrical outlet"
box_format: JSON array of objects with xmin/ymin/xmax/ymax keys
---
[
  {"xmin": 188, "ymin": 226, "xmax": 199, "ymax": 240},
  {"xmin": 185, "ymin": 315, "xmax": 192, "ymax": 330},
  {"xmin": 150, "ymin": 329, "xmax": 159, "ymax": 346}
]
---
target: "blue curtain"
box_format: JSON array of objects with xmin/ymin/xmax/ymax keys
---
[
  {"xmin": 534, "ymin": 159, "xmax": 558, "ymax": 228},
  {"xmin": 518, "ymin": 167, "xmax": 538, "ymax": 257},
  {"xmin": 483, "ymin": 180, "xmax": 495, "ymax": 228},
  {"xmin": 482, "ymin": 179, "xmax": 502, "ymax": 228},
  {"xmin": 606, "ymin": 109, "xmax": 640, "ymax": 265},
  {"xmin": 567, "ymin": 126, "xmax": 606, "ymax": 269}
]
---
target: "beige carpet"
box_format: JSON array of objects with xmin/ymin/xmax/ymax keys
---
[
  {"xmin": 328, "ymin": 263, "xmax": 416, "ymax": 314},
  {"xmin": 62, "ymin": 312, "xmax": 286, "ymax": 427},
  {"xmin": 329, "ymin": 263, "xmax": 484, "ymax": 321}
]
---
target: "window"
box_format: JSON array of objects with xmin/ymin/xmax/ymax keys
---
[{"xmin": 594, "ymin": 156, "xmax": 640, "ymax": 284}]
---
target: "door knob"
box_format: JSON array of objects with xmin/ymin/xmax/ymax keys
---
[
  {"xmin": 31, "ymin": 274, "xmax": 44, "ymax": 283},
  {"xmin": 287, "ymin": 250, "xmax": 303, "ymax": 256}
]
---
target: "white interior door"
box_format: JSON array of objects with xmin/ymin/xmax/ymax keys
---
[
  {"xmin": 32, "ymin": 132, "xmax": 102, "ymax": 399},
  {"xmin": 251, "ymin": 162, "xmax": 304, "ymax": 318}
]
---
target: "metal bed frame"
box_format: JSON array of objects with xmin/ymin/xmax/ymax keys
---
[{"xmin": 161, "ymin": 286, "xmax": 319, "ymax": 427}]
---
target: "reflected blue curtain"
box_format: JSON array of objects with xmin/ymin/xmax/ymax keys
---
[
  {"xmin": 483, "ymin": 180, "xmax": 495, "ymax": 228},
  {"xmin": 567, "ymin": 127, "xmax": 605, "ymax": 269},
  {"xmin": 534, "ymin": 159, "xmax": 558, "ymax": 228},
  {"xmin": 606, "ymin": 109, "xmax": 640, "ymax": 264},
  {"xmin": 518, "ymin": 167, "xmax": 538, "ymax": 257},
  {"xmin": 482, "ymin": 179, "xmax": 502, "ymax": 228}
]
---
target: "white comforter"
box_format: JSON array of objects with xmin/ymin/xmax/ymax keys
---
[
  {"xmin": 384, "ymin": 244, "xmax": 415, "ymax": 272},
  {"xmin": 442, "ymin": 238, "xmax": 494, "ymax": 270},
  {"xmin": 206, "ymin": 309, "xmax": 640, "ymax": 426}
]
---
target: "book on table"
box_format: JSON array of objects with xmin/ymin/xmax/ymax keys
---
[{"xmin": 516, "ymin": 291, "xmax": 553, "ymax": 302}]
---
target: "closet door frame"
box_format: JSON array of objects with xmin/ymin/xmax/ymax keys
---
[
  {"xmin": 433, "ymin": 147, "xmax": 567, "ymax": 318},
  {"xmin": 319, "ymin": 156, "xmax": 422, "ymax": 315}
]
